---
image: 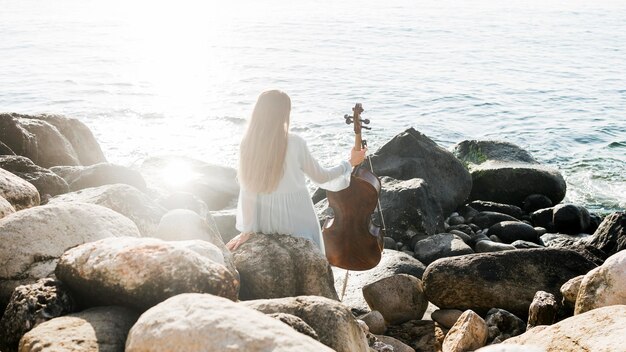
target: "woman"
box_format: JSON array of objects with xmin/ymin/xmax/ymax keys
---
[{"xmin": 226, "ymin": 90, "xmax": 366, "ymax": 252}]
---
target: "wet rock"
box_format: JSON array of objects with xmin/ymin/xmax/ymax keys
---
[
  {"xmin": 360, "ymin": 310, "xmax": 386, "ymax": 335},
  {"xmin": 243, "ymin": 295, "xmax": 368, "ymax": 352},
  {"xmin": 332, "ymin": 250, "xmax": 426, "ymax": 315},
  {"xmin": 488, "ymin": 221, "xmax": 538, "ymax": 244},
  {"xmin": 0, "ymin": 195, "xmax": 15, "ymax": 220},
  {"xmin": 362, "ymin": 274, "xmax": 428, "ymax": 325},
  {"xmin": 453, "ymin": 140, "xmax": 566, "ymax": 206},
  {"xmin": 422, "ymin": 248, "xmax": 597, "ymax": 317},
  {"xmin": 413, "ymin": 233, "xmax": 474, "ymax": 265},
  {"xmin": 583, "ymin": 212, "xmax": 625, "ymax": 258},
  {"xmin": 0, "ymin": 202, "xmax": 140, "ymax": 310},
  {"xmin": 469, "ymin": 201, "xmax": 524, "ymax": 219},
  {"xmin": 575, "ymin": 250, "xmax": 626, "ymax": 315},
  {"xmin": 0, "ymin": 155, "xmax": 69, "ymax": 199},
  {"xmin": 369, "ymin": 128, "xmax": 472, "ymax": 215},
  {"xmin": 431, "ymin": 309, "xmax": 463, "ymax": 329},
  {"xmin": 471, "ymin": 211, "xmax": 519, "ymax": 229},
  {"xmin": 504, "ymin": 305, "xmax": 626, "ymax": 351},
  {"xmin": 56, "ymin": 237, "xmax": 239, "ymax": 310},
  {"xmin": 0, "ymin": 168, "xmax": 40, "ymax": 210},
  {"xmin": 527, "ymin": 291, "xmax": 558, "ymax": 329},
  {"xmin": 0, "ymin": 279, "xmax": 76, "ymax": 351},
  {"xmin": 268, "ymin": 313, "xmax": 320, "ymax": 341},
  {"xmin": 442, "ymin": 310, "xmax": 488, "ymax": 352},
  {"xmin": 232, "ymin": 234, "xmax": 337, "ymax": 301},
  {"xmin": 552, "ymin": 204, "xmax": 591, "ymax": 235},
  {"xmin": 49, "ymin": 183, "xmax": 166, "ymax": 236},
  {"xmin": 523, "ymin": 194, "xmax": 553, "ymax": 214},
  {"xmin": 485, "ymin": 308, "xmax": 526, "ymax": 344},
  {"xmin": 140, "ymin": 156, "xmax": 239, "ymax": 211},
  {"xmin": 385, "ymin": 320, "xmax": 437, "ymax": 352},
  {"xmin": 560, "ymin": 275, "xmax": 584, "ymax": 308},
  {"xmin": 474, "ymin": 240, "xmax": 516, "ymax": 253}
]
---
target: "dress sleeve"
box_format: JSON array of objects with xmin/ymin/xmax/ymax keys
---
[
  {"xmin": 298, "ymin": 137, "xmax": 352, "ymax": 192},
  {"xmin": 235, "ymin": 188, "xmax": 256, "ymax": 233}
]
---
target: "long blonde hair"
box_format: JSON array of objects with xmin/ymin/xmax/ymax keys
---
[{"xmin": 238, "ymin": 90, "xmax": 291, "ymax": 193}]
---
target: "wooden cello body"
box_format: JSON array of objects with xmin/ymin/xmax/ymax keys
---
[{"xmin": 322, "ymin": 103, "xmax": 384, "ymax": 271}]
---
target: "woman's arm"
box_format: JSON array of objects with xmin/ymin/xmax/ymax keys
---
[{"xmin": 299, "ymin": 137, "xmax": 366, "ymax": 189}]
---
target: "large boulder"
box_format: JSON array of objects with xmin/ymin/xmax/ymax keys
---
[
  {"xmin": 140, "ymin": 156, "xmax": 239, "ymax": 211},
  {"xmin": 369, "ymin": 128, "xmax": 472, "ymax": 215},
  {"xmin": 55, "ymin": 237, "xmax": 239, "ymax": 311},
  {"xmin": 413, "ymin": 233, "xmax": 474, "ymax": 265},
  {"xmin": 18, "ymin": 306, "xmax": 137, "ymax": 352},
  {"xmin": 27, "ymin": 113, "xmax": 106, "ymax": 166},
  {"xmin": 51, "ymin": 163, "xmax": 147, "ymax": 192},
  {"xmin": 243, "ymin": 295, "xmax": 369, "ymax": 352},
  {"xmin": 453, "ymin": 140, "xmax": 566, "ymax": 206},
  {"xmin": 423, "ymin": 248, "xmax": 597, "ymax": 317},
  {"xmin": 333, "ymin": 250, "xmax": 426, "ymax": 315},
  {"xmin": 504, "ymin": 305, "xmax": 626, "ymax": 351},
  {"xmin": 362, "ymin": 274, "xmax": 428, "ymax": 324},
  {"xmin": 126, "ymin": 293, "xmax": 333, "ymax": 352},
  {"xmin": 0, "ymin": 202, "xmax": 140, "ymax": 310},
  {"xmin": 575, "ymin": 250, "xmax": 626, "ymax": 314},
  {"xmin": 0, "ymin": 278, "xmax": 76, "ymax": 351},
  {"xmin": 49, "ymin": 184, "xmax": 167, "ymax": 236},
  {"xmin": 0, "ymin": 168, "xmax": 40, "ymax": 210},
  {"xmin": 583, "ymin": 212, "xmax": 625, "ymax": 258},
  {"xmin": 0, "ymin": 155, "xmax": 69, "ymax": 199},
  {"xmin": 231, "ymin": 234, "xmax": 337, "ymax": 301},
  {"xmin": 0, "ymin": 113, "xmax": 80, "ymax": 168}
]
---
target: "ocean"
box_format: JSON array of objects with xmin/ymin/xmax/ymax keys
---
[{"xmin": 1, "ymin": 0, "xmax": 625, "ymax": 212}]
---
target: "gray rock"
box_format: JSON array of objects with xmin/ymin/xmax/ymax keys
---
[
  {"xmin": 0, "ymin": 202, "xmax": 140, "ymax": 311},
  {"xmin": 369, "ymin": 128, "xmax": 472, "ymax": 215},
  {"xmin": 0, "ymin": 155, "xmax": 69, "ymax": 199},
  {"xmin": 56, "ymin": 237, "xmax": 239, "ymax": 310},
  {"xmin": 243, "ymin": 296, "xmax": 369, "ymax": 352},
  {"xmin": 0, "ymin": 278, "xmax": 76, "ymax": 350},
  {"xmin": 383, "ymin": 236, "xmax": 397, "ymax": 250},
  {"xmin": 453, "ymin": 140, "xmax": 566, "ymax": 206},
  {"xmin": 448, "ymin": 215, "xmax": 465, "ymax": 226},
  {"xmin": 527, "ymin": 291, "xmax": 558, "ymax": 329},
  {"xmin": 0, "ymin": 168, "xmax": 40, "ymax": 210},
  {"xmin": 360, "ymin": 310, "xmax": 386, "ymax": 335},
  {"xmin": 523, "ymin": 194, "xmax": 553, "ymax": 214},
  {"xmin": 488, "ymin": 221, "xmax": 538, "ymax": 244},
  {"xmin": 471, "ymin": 211, "xmax": 519, "ymax": 229},
  {"xmin": 423, "ymin": 248, "xmax": 597, "ymax": 317},
  {"xmin": 431, "ymin": 309, "xmax": 464, "ymax": 329},
  {"xmin": 19, "ymin": 306, "xmax": 137, "ymax": 352},
  {"xmin": 413, "ymin": 233, "xmax": 474, "ymax": 265},
  {"xmin": 583, "ymin": 211, "xmax": 625, "ymax": 258},
  {"xmin": 232, "ymin": 234, "xmax": 337, "ymax": 301},
  {"xmin": 511, "ymin": 240, "xmax": 544, "ymax": 249},
  {"xmin": 49, "ymin": 184, "xmax": 166, "ymax": 236},
  {"xmin": 362, "ymin": 274, "xmax": 428, "ymax": 325},
  {"xmin": 485, "ymin": 308, "xmax": 526, "ymax": 344},
  {"xmin": 0, "ymin": 140, "xmax": 15, "ymax": 155},
  {"xmin": 0, "ymin": 195, "xmax": 15, "ymax": 220},
  {"xmin": 332, "ymin": 250, "xmax": 426, "ymax": 315},
  {"xmin": 552, "ymin": 204, "xmax": 591, "ymax": 235},
  {"xmin": 268, "ymin": 313, "xmax": 320, "ymax": 341},
  {"xmin": 475, "ymin": 240, "xmax": 516, "ymax": 253},
  {"xmin": 469, "ymin": 201, "xmax": 524, "ymax": 220}
]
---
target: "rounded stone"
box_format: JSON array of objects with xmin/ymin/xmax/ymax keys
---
[{"xmin": 362, "ymin": 274, "xmax": 428, "ymax": 325}]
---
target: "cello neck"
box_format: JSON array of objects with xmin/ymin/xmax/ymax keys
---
[
  {"xmin": 352, "ymin": 103, "xmax": 364, "ymax": 151},
  {"xmin": 354, "ymin": 132, "xmax": 362, "ymax": 151}
]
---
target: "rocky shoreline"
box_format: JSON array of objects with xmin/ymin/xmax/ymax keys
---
[{"xmin": 0, "ymin": 112, "xmax": 624, "ymax": 352}]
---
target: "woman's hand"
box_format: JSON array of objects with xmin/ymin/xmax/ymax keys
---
[
  {"xmin": 226, "ymin": 232, "xmax": 252, "ymax": 251},
  {"xmin": 349, "ymin": 147, "xmax": 367, "ymax": 166}
]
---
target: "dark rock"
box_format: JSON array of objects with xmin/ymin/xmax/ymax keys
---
[
  {"xmin": 552, "ymin": 204, "xmax": 591, "ymax": 234},
  {"xmin": 523, "ymin": 194, "xmax": 553, "ymax": 214},
  {"xmin": 268, "ymin": 313, "xmax": 320, "ymax": 341},
  {"xmin": 471, "ymin": 211, "xmax": 519, "ymax": 229},
  {"xmin": 540, "ymin": 233, "xmax": 606, "ymax": 266},
  {"xmin": 369, "ymin": 128, "xmax": 472, "ymax": 214},
  {"xmin": 457, "ymin": 204, "xmax": 479, "ymax": 220},
  {"xmin": 377, "ymin": 177, "xmax": 444, "ymax": 242},
  {"xmin": 488, "ymin": 221, "xmax": 538, "ymax": 244},
  {"xmin": 448, "ymin": 215, "xmax": 465, "ymax": 226},
  {"xmin": 0, "ymin": 141, "xmax": 15, "ymax": 155},
  {"xmin": 474, "ymin": 240, "xmax": 516, "ymax": 253},
  {"xmin": 453, "ymin": 140, "xmax": 566, "ymax": 206},
  {"xmin": 527, "ymin": 291, "xmax": 558, "ymax": 329},
  {"xmin": 385, "ymin": 320, "xmax": 437, "ymax": 352},
  {"xmin": 0, "ymin": 156, "xmax": 69, "ymax": 199},
  {"xmin": 469, "ymin": 201, "xmax": 524, "ymax": 219},
  {"xmin": 413, "ymin": 234, "xmax": 474, "ymax": 265},
  {"xmin": 467, "ymin": 232, "xmax": 491, "ymax": 247},
  {"xmin": 311, "ymin": 187, "xmax": 326, "ymax": 205},
  {"xmin": 232, "ymin": 234, "xmax": 337, "ymax": 301},
  {"xmin": 583, "ymin": 212, "xmax": 625, "ymax": 258},
  {"xmin": 511, "ymin": 240, "xmax": 544, "ymax": 249},
  {"xmin": 0, "ymin": 113, "xmax": 80, "ymax": 168},
  {"xmin": 485, "ymin": 308, "xmax": 526, "ymax": 344},
  {"xmin": 587, "ymin": 213, "xmax": 603, "ymax": 235},
  {"xmin": 535, "ymin": 227, "xmax": 547, "ymax": 236},
  {"xmin": 0, "ymin": 279, "xmax": 77, "ymax": 351},
  {"xmin": 383, "ymin": 237, "xmax": 397, "ymax": 250},
  {"xmin": 530, "ymin": 207, "xmax": 555, "ymax": 232},
  {"xmin": 449, "ymin": 230, "xmax": 471, "ymax": 243},
  {"xmin": 448, "ymin": 224, "xmax": 474, "ymax": 235},
  {"xmin": 422, "ymin": 248, "xmax": 597, "ymax": 318}
]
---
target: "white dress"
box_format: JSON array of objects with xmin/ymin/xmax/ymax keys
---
[{"xmin": 236, "ymin": 133, "xmax": 352, "ymax": 253}]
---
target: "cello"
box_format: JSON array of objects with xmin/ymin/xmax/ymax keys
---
[{"xmin": 322, "ymin": 103, "xmax": 385, "ymax": 271}]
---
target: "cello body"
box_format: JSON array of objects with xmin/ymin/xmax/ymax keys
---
[{"xmin": 322, "ymin": 103, "xmax": 384, "ymax": 271}]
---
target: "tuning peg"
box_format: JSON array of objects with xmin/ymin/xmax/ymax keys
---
[
  {"xmin": 361, "ymin": 118, "xmax": 370, "ymax": 124},
  {"xmin": 344, "ymin": 114, "xmax": 353, "ymax": 124}
]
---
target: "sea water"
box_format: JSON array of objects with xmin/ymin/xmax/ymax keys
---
[{"xmin": 1, "ymin": 0, "xmax": 625, "ymax": 212}]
